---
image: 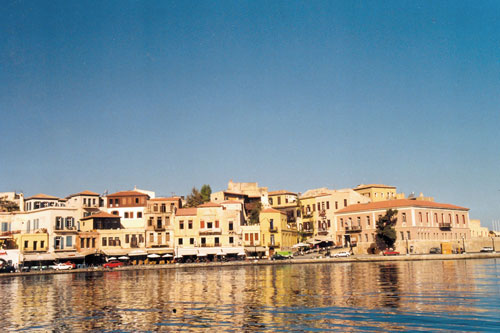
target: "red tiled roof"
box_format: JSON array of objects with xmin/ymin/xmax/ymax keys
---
[
  {"xmin": 107, "ymin": 191, "xmax": 149, "ymax": 197},
  {"xmin": 81, "ymin": 211, "xmax": 120, "ymax": 220},
  {"xmin": 261, "ymin": 208, "xmax": 286, "ymax": 215},
  {"xmin": 25, "ymin": 193, "xmax": 60, "ymax": 200},
  {"xmin": 198, "ymin": 202, "xmax": 222, "ymax": 208},
  {"xmin": 354, "ymin": 184, "xmax": 396, "ymax": 190},
  {"xmin": 67, "ymin": 190, "xmax": 100, "ymax": 198},
  {"xmin": 268, "ymin": 190, "xmax": 297, "ymax": 196},
  {"xmin": 149, "ymin": 197, "xmax": 181, "ymax": 202},
  {"xmin": 175, "ymin": 208, "xmax": 197, "ymax": 216},
  {"xmin": 336, "ymin": 199, "xmax": 469, "ymax": 214}
]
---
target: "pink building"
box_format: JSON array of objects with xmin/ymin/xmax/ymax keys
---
[{"xmin": 335, "ymin": 199, "xmax": 470, "ymax": 248}]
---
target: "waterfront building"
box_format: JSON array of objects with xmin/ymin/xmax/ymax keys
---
[
  {"xmin": 469, "ymin": 219, "xmax": 490, "ymax": 238},
  {"xmin": 268, "ymin": 190, "xmax": 300, "ymax": 226},
  {"xmin": 173, "ymin": 207, "xmax": 199, "ymax": 258},
  {"xmin": 106, "ymin": 190, "xmax": 150, "ymax": 229},
  {"xmin": 211, "ymin": 180, "xmax": 270, "ymax": 214},
  {"xmin": 144, "ymin": 197, "xmax": 181, "ymax": 251},
  {"xmin": 335, "ymin": 199, "xmax": 471, "ymax": 253},
  {"xmin": 65, "ymin": 190, "xmax": 103, "ymax": 218},
  {"xmin": 0, "ymin": 191, "xmax": 24, "ymax": 212},
  {"xmin": 353, "ymin": 184, "xmax": 399, "ymax": 202},
  {"xmin": 24, "ymin": 193, "xmax": 67, "ymax": 211},
  {"xmin": 259, "ymin": 208, "xmax": 298, "ymax": 254}
]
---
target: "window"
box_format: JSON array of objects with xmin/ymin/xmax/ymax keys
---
[
  {"xmin": 66, "ymin": 236, "xmax": 72, "ymax": 247},
  {"xmin": 344, "ymin": 199, "xmax": 347, "ymax": 207},
  {"xmin": 462, "ymin": 215, "xmax": 465, "ymax": 224},
  {"xmin": 115, "ymin": 237, "xmax": 120, "ymax": 246},
  {"xmin": 365, "ymin": 234, "xmax": 368, "ymax": 242},
  {"xmin": 180, "ymin": 220, "xmax": 184, "ymax": 229},
  {"xmin": 357, "ymin": 217, "xmax": 361, "ymax": 226},
  {"xmin": 81, "ymin": 238, "xmax": 85, "ymax": 248},
  {"xmin": 150, "ymin": 233, "xmax": 154, "ymax": 243},
  {"xmin": 229, "ymin": 222, "xmax": 233, "ymax": 231},
  {"xmin": 201, "ymin": 237, "xmax": 206, "ymax": 245},
  {"xmin": 229, "ymin": 236, "xmax": 234, "ymax": 244},
  {"xmin": 327, "ymin": 220, "xmax": 331, "ymax": 228},
  {"xmin": 326, "ymin": 201, "xmax": 330, "ymax": 210},
  {"xmin": 269, "ymin": 198, "xmax": 273, "ymax": 205},
  {"xmin": 135, "ymin": 198, "xmax": 139, "ymax": 204},
  {"xmin": 41, "ymin": 240, "xmax": 45, "ymax": 248},
  {"xmin": 125, "ymin": 212, "xmax": 129, "ymax": 218},
  {"xmin": 278, "ymin": 197, "xmax": 281, "ymax": 205},
  {"xmin": 367, "ymin": 216, "xmax": 370, "ymax": 226},
  {"xmin": 137, "ymin": 212, "xmax": 142, "ymax": 218},
  {"xmin": 178, "ymin": 238, "xmax": 183, "ymax": 245},
  {"xmin": 139, "ymin": 234, "xmax": 144, "ymax": 243},
  {"xmin": 255, "ymin": 233, "xmax": 259, "ymax": 241},
  {"xmin": 335, "ymin": 201, "xmax": 338, "ymax": 209},
  {"xmin": 190, "ymin": 238, "xmax": 194, "ymax": 245},
  {"xmin": 402, "ymin": 213, "xmax": 407, "ymax": 223},
  {"xmin": 200, "ymin": 220, "xmax": 205, "ymax": 228},
  {"xmin": 215, "ymin": 237, "xmax": 220, "ymax": 245},
  {"xmin": 215, "ymin": 220, "xmax": 219, "ymax": 228},
  {"xmin": 154, "ymin": 204, "xmax": 158, "ymax": 212},
  {"xmin": 456, "ymin": 214, "xmax": 459, "ymax": 224},
  {"xmin": 130, "ymin": 212, "xmax": 134, "ymax": 218},
  {"xmin": 407, "ymin": 231, "xmax": 411, "ymax": 240},
  {"xmin": 207, "ymin": 222, "xmax": 213, "ymax": 229},
  {"xmin": 148, "ymin": 218, "xmax": 153, "ymax": 226},
  {"xmin": 83, "ymin": 198, "xmax": 87, "ymax": 205},
  {"xmin": 340, "ymin": 218, "xmax": 344, "ymax": 227},
  {"xmin": 102, "ymin": 237, "xmax": 107, "ymax": 246},
  {"xmin": 125, "ymin": 234, "xmax": 130, "ymax": 243},
  {"xmin": 24, "ymin": 240, "xmax": 29, "ymax": 249},
  {"xmin": 161, "ymin": 204, "xmax": 166, "ymax": 212},
  {"xmin": 93, "ymin": 198, "xmax": 96, "ymax": 205},
  {"xmin": 400, "ymin": 231, "xmax": 404, "ymax": 240},
  {"xmin": 434, "ymin": 213, "xmax": 438, "ymax": 222},
  {"xmin": 245, "ymin": 233, "xmax": 249, "ymax": 241}
]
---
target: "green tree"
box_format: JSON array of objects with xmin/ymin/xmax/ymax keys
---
[
  {"xmin": 375, "ymin": 209, "xmax": 398, "ymax": 250},
  {"xmin": 0, "ymin": 196, "xmax": 19, "ymax": 212},
  {"xmin": 200, "ymin": 184, "xmax": 212, "ymax": 203},
  {"xmin": 185, "ymin": 187, "xmax": 204, "ymax": 207},
  {"xmin": 248, "ymin": 202, "xmax": 262, "ymax": 225}
]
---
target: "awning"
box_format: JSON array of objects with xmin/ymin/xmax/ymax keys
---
[
  {"xmin": 177, "ymin": 248, "xmax": 198, "ymax": 256},
  {"xmin": 315, "ymin": 236, "xmax": 334, "ymax": 242},
  {"xmin": 244, "ymin": 246, "xmax": 266, "ymax": 253},
  {"xmin": 54, "ymin": 252, "xmax": 86, "ymax": 260},
  {"xmin": 129, "ymin": 249, "xmax": 148, "ymax": 256},
  {"xmin": 147, "ymin": 248, "xmax": 174, "ymax": 254},
  {"xmin": 102, "ymin": 249, "xmax": 130, "ymax": 256},
  {"xmin": 23, "ymin": 253, "xmax": 56, "ymax": 261}
]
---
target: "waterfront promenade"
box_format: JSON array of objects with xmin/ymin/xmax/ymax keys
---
[{"xmin": 2, "ymin": 252, "xmax": 499, "ymax": 278}]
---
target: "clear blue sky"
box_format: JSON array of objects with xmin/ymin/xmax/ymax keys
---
[{"xmin": 1, "ymin": 1, "xmax": 499, "ymax": 228}]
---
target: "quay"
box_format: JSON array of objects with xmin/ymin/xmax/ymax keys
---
[{"xmin": 2, "ymin": 252, "xmax": 499, "ymax": 278}]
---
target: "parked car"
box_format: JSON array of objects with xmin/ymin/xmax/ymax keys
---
[
  {"xmin": 0, "ymin": 263, "xmax": 15, "ymax": 273},
  {"xmin": 383, "ymin": 250, "xmax": 400, "ymax": 256},
  {"xmin": 103, "ymin": 260, "xmax": 124, "ymax": 268},
  {"xmin": 480, "ymin": 247, "xmax": 494, "ymax": 253},
  {"xmin": 429, "ymin": 247, "xmax": 441, "ymax": 254},
  {"xmin": 334, "ymin": 251, "xmax": 351, "ymax": 258},
  {"xmin": 63, "ymin": 261, "xmax": 76, "ymax": 269},
  {"xmin": 51, "ymin": 263, "xmax": 73, "ymax": 270}
]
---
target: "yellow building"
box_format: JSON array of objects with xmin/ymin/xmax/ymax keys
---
[
  {"xmin": 14, "ymin": 232, "xmax": 48, "ymax": 253},
  {"xmin": 469, "ymin": 219, "xmax": 490, "ymax": 238},
  {"xmin": 353, "ymin": 184, "xmax": 398, "ymax": 202},
  {"xmin": 259, "ymin": 208, "xmax": 298, "ymax": 253}
]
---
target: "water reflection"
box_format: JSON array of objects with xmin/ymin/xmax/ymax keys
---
[
  {"xmin": 378, "ymin": 263, "xmax": 400, "ymax": 308},
  {"xmin": 1, "ymin": 259, "xmax": 499, "ymax": 331}
]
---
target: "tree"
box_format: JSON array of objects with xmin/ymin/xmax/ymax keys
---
[
  {"xmin": 0, "ymin": 196, "xmax": 19, "ymax": 212},
  {"xmin": 185, "ymin": 187, "xmax": 204, "ymax": 207},
  {"xmin": 248, "ymin": 202, "xmax": 262, "ymax": 225},
  {"xmin": 375, "ymin": 209, "xmax": 398, "ymax": 250},
  {"xmin": 200, "ymin": 184, "xmax": 212, "ymax": 203}
]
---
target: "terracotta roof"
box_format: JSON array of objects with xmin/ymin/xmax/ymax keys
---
[
  {"xmin": 336, "ymin": 199, "xmax": 469, "ymax": 214},
  {"xmin": 81, "ymin": 211, "xmax": 120, "ymax": 220},
  {"xmin": 220, "ymin": 200, "xmax": 243, "ymax": 205},
  {"xmin": 25, "ymin": 193, "xmax": 60, "ymax": 200},
  {"xmin": 354, "ymin": 184, "xmax": 396, "ymax": 190},
  {"xmin": 67, "ymin": 190, "xmax": 100, "ymax": 198},
  {"xmin": 198, "ymin": 202, "xmax": 222, "ymax": 208},
  {"xmin": 149, "ymin": 197, "xmax": 181, "ymax": 202},
  {"xmin": 175, "ymin": 208, "xmax": 197, "ymax": 216},
  {"xmin": 268, "ymin": 190, "xmax": 297, "ymax": 196},
  {"xmin": 261, "ymin": 208, "xmax": 286, "ymax": 215},
  {"xmin": 107, "ymin": 190, "xmax": 149, "ymax": 197}
]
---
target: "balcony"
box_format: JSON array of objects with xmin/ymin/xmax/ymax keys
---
[
  {"xmin": 199, "ymin": 228, "xmax": 222, "ymax": 235},
  {"xmin": 439, "ymin": 223, "xmax": 452, "ymax": 229},
  {"xmin": 269, "ymin": 227, "xmax": 278, "ymax": 233},
  {"xmin": 267, "ymin": 242, "xmax": 280, "ymax": 248},
  {"xmin": 153, "ymin": 224, "xmax": 166, "ymax": 231},
  {"xmin": 317, "ymin": 229, "xmax": 329, "ymax": 236},
  {"xmin": 345, "ymin": 225, "xmax": 362, "ymax": 233}
]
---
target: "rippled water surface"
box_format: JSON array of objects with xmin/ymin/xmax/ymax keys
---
[{"xmin": 1, "ymin": 259, "xmax": 499, "ymax": 331}]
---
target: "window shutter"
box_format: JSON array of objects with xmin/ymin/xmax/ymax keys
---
[
  {"xmin": 200, "ymin": 220, "xmax": 205, "ymax": 228},
  {"xmin": 215, "ymin": 220, "xmax": 219, "ymax": 228}
]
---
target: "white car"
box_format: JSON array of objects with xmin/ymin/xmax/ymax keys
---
[
  {"xmin": 334, "ymin": 251, "xmax": 351, "ymax": 258},
  {"xmin": 51, "ymin": 263, "xmax": 73, "ymax": 270}
]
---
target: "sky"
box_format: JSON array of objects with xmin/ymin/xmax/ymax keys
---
[{"xmin": 1, "ymin": 1, "xmax": 499, "ymax": 228}]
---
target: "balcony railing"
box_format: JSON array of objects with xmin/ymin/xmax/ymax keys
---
[
  {"xmin": 199, "ymin": 228, "xmax": 222, "ymax": 235},
  {"xmin": 269, "ymin": 227, "xmax": 278, "ymax": 233},
  {"xmin": 345, "ymin": 225, "xmax": 362, "ymax": 233},
  {"xmin": 317, "ymin": 230, "xmax": 329, "ymax": 235},
  {"xmin": 268, "ymin": 242, "xmax": 280, "ymax": 248},
  {"xmin": 55, "ymin": 226, "xmax": 77, "ymax": 231},
  {"xmin": 154, "ymin": 224, "xmax": 166, "ymax": 231},
  {"xmin": 439, "ymin": 222, "xmax": 451, "ymax": 229}
]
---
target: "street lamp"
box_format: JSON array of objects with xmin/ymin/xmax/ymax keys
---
[{"xmin": 461, "ymin": 236, "xmax": 466, "ymax": 254}]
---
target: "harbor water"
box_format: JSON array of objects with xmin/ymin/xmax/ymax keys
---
[{"xmin": 1, "ymin": 259, "xmax": 499, "ymax": 331}]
